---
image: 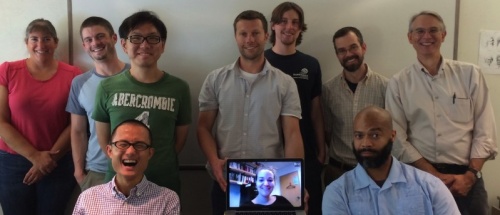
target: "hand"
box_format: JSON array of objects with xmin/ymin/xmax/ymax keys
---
[
  {"xmin": 74, "ymin": 169, "xmax": 87, "ymax": 185},
  {"xmin": 210, "ymin": 158, "xmax": 227, "ymax": 192},
  {"xmin": 23, "ymin": 166, "xmax": 44, "ymax": 185},
  {"xmin": 317, "ymin": 154, "xmax": 325, "ymax": 165},
  {"xmin": 436, "ymin": 173, "xmax": 455, "ymax": 188},
  {"xmin": 30, "ymin": 150, "xmax": 58, "ymax": 175},
  {"xmin": 449, "ymin": 173, "xmax": 475, "ymax": 197},
  {"xmin": 304, "ymin": 188, "xmax": 310, "ymax": 214}
]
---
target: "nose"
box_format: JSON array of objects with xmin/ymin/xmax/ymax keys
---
[
  {"xmin": 124, "ymin": 145, "xmax": 138, "ymax": 155},
  {"xmin": 36, "ymin": 40, "xmax": 46, "ymax": 47},
  {"xmin": 359, "ymin": 137, "xmax": 373, "ymax": 149},
  {"xmin": 139, "ymin": 38, "xmax": 151, "ymax": 48},
  {"xmin": 246, "ymin": 35, "xmax": 255, "ymax": 43}
]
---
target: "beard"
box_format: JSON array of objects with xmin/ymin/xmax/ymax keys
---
[
  {"xmin": 341, "ymin": 55, "xmax": 364, "ymax": 72},
  {"xmin": 353, "ymin": 140, "xmax": 393, "ymax": 169}
]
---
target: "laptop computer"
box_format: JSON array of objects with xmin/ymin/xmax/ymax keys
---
[{"xmin": 224, "ymin": 158, "xmax": 306, "ymax": 215}]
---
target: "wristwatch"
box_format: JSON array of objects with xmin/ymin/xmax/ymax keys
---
[{"xmin": 467, "ymin": 167, "xmax": 482, "ymax": 179}]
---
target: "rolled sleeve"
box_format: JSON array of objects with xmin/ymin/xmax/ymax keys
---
[
  {"xmin": 198, "ymin": 71, "xmax": 219, "ymax": 112},
  {"xmin": 470, "ymin": 67, "xmax": 498, "ymax": 159}
]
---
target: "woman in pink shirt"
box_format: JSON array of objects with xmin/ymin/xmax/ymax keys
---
[{"xmin": 0, "ymin": 18, "xmax": 81, "ymax": 215}]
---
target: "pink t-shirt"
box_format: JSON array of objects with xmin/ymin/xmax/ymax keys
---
[{"xmin": 0, "ymin": 59, "xmax": 81, "ymax": 154}]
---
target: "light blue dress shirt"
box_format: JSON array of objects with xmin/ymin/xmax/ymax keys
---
[{"xmin": 322, "ymin": 156, "xmax": 460, "ymax": 215}]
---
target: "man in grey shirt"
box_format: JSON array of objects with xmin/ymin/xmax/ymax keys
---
[{"xmin": 197, "ymin": 10, "xmax": 304, "ymax": 215}]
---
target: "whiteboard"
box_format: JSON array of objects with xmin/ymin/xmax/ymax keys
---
[{"xmin": 71, "ymin": 0, "xmax": 457, "ymax": 166}]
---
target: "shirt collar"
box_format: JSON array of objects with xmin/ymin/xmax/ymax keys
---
[
  {"xmin": 415, "ymin": 57, "xmax": 445, "ymax": 77},
  {"xmin": 353, "ymin": 156, "xmax": 406, "ymax": 190},
  {"xmin": 110, "ymin": 175, "xmax": 149, "ymax": 199},
  {"xmin": 229, "ymin": 58, "xmax": 271, "ymax": 76},
  {"xmin": 340, "ymin": 64, "xmax": 372, "ymax": 85}
]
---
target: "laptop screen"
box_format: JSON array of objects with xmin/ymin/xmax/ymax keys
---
[{"xmin": 226, "ymin": 158, "xmax": 305, "ymax": 211}]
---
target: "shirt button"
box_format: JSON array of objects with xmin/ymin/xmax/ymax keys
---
[
  {"xmin": 246, "ymin": 95, "xmax": 249, "ymax": 98},
  {"xmin": 437, "ymin": 133, "xmax": 442, "ymax": 137},
  {"xmin": 434, "ymin": 96, "xmax": 439, "ymax": 99},
  {"xmin": 437, "ymin": 114, "xmax": 441, "ymax": 118},
  {"xmin": 243, "ymin": 132, "xmax": 247, "ymax": 136},
  {"xmin": 244, "ymin": 113, "xmax": 248, "ymax": 117}
]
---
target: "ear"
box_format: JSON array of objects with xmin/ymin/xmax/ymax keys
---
[
  {"xmin": 264, "ymin": 32, "xmax": 269, "ymax": 41},
  {"xmin": 112, "ymin": 33, "xmax": 118, "ymax": 44},
  {"xmin": 106, "ymin": 145, "xmax": 113, "ymax": 158},
  {"xmin": 120, "ymin": 38, "xmax": 127, "ymax": 53},
  {"xmin": 361, "ymin": 42, "xmax": 367, "ymax": 53},
  {"xmin": 148, "ymin": 148, "xmax": 155, "ymax": 159},
  {"xmin": 391, "ymin": 130, "xmax": 396, "ymax": 142},
  {"xmin": 407, "ymin": 32, "xmax": 412, "ymax": 44},
  {"xmin": 160, "ymin": 40, "xmax": 166, "ymax": 54},
  {"xmin": 441, "ymin": 30, "xmax": 447, "ymax": 42}
]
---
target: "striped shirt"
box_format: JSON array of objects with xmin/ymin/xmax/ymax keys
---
[
  {"xmin": 73, "ymin": 176, "xmax": 180, "ymax": 215},
  {"xmin": 322, "ymin": 66, "xmax": 388, "ymax": 166}
]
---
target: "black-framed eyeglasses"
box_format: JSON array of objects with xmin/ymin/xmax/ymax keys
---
[
  {"xmin": 127, "ymin": 35, "xmax": 162, "ymax": 44},
  {"xmin": 111, "ymin": 141, "xmax": 152, "ymax": 151}
]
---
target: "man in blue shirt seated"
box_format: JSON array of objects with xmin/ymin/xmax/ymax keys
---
[
  {"xmin": 322, "ymin": 106, "xmax": 459, "ymax": 215},
  {"xmin": 73, "ymin": 119, "xmax": 180, "ymax": 215}
]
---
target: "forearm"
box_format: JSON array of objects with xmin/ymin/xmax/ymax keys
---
[
  {"xmin": 282, "ymin": 116, "xmax": 304, "ymax": 159},
  {"xmin": 71, "ymin": 129, "xmax": 88, "ymax": 174},
  {"xmin": 311, "ymin": 97, "xmax": 326, "ymax": 162},
  {"xmin": 284, "ymin": 133, "xmax": 304, "ymax": 159},
  {"xmin": 0, "ymin": 122, "xmax": 39, "ymax": 161},
  {"xmin": 174, "ymin": 124, "xmax": 190, "ymax": 154},
  {"xmin": 469, "ymin": 158, "xmax": 487, "ymax": 171},
  {"xmin": 197, "ymin": 111, "xmax": 220, "ymax": 163},
  {"xmin": 197, "ymin": 127, "xmax": 220, "ymax": 163},
  {"xmin": 95, "ymin": 121, "xmax": 111, "ymax": 154},
  {"xmin": 50, "ymin": 125, "xmax": 71, "ymax": 161}
]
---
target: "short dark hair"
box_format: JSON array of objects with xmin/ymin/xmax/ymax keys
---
[
  {"xmin": 332, "ymin": 26, "xmax": 364, "ymax": 52},
  {"xmin": 233, "ymin": 10, "xmax": 268, "ymax": 34},
  {"xmin": 119, "ymin": 11, "xmax": 167, "ymax": 41},
  {"xmin": 270, "ymin": 2, "xmax": 308, "ymax": 46},
  {"xmin": 80, "ymin": 16, "xmax": 115, "ymax": 40},
  {"xmin": 110, "ymin": 119, "xmax": 153, "ymax": 145},
  {"xmin": 25, "ymin": 19, "xmax": 58, "ymax": 43}
]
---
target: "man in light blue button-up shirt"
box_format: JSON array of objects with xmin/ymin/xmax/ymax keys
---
[{"xmin": 322, "ymin": 106, "xmax": 459, "ymax": 215}]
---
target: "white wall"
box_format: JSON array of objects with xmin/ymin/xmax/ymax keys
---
[
  {"xmin": 458, "ymin": 0, "xmax": 500, "ymax": 207},
  {"xmin": 0, "ymin": 0, "xmax": 69, "ymax": 63}
]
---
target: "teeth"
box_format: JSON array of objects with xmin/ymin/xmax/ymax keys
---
[
  {"xmin": 92, "ymin": 47, "xmax": 104, "ymax": 52},
  {"xmin": 123, "ymin": 160, "xmax": 137, "ymax": 166}
]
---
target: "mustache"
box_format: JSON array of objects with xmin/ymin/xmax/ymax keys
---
[{"xmin": 357, "ymin": 148, "xmax": 377, "ymax": 153}]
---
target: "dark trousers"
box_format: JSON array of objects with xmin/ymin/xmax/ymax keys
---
[
  {"xmin": 0, "ymin": 151, "xmax": 76, "ymax": 215},
  {"xmin": 212, "ymin": 181, "xmax": 226, "ymax": 215},
  {"xmin": 305, "ymin": 158, "xmax": 324, "ymax": 215}
]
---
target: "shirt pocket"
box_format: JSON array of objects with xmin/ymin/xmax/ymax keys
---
[
  {"xmin": 396, "ymin": 195, "xmax": 426, "ymax": 215},
  {"xmin": 448, "ymin": 96, "xmax": 472, "ymax": 123}
]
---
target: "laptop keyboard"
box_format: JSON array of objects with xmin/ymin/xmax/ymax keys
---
[{"xmin": 235, "ymin": 212, "xmax": 296, "ymax": 215}]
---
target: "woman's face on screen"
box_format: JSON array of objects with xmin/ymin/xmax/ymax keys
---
[{"xmin": 256, "ymin": 169, "xmax": 275, "ymax": 197}]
